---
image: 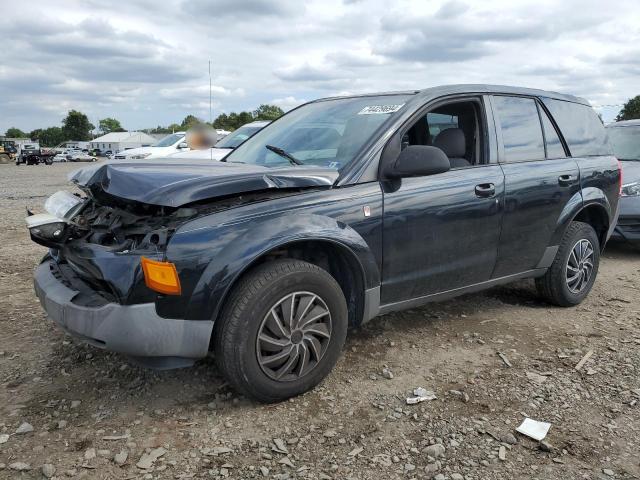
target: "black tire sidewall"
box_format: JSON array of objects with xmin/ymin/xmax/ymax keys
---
[
  {"xmin": 221, "ymin": 262, "xmax": 347, "ymax": 401},
  {"xmin": 556, "ymin": 223, "xmax": 600, "ymax": 305}
]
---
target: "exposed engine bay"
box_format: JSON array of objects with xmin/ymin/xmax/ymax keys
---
[{"xmin": 28, "ymin": 188, "xmax": 308, "ymax": 253}]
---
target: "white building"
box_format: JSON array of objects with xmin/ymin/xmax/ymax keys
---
[{"xmin": 90, "ymin": 132, "xmax": 157, "ymax": 153}]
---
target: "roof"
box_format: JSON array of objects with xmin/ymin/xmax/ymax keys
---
[
  {"xmin": 91, "ymin": 131, "xmax": 157, "ymax": 143},
  {"xmin": 606, "ymin": 119, "xmax": 640, "ymax": 128},
  {"xmin": 315, "ymin": 84, "xmax": 590, "ymax": 106}
]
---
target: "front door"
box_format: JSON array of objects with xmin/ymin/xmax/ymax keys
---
[{"xmin": 380, "ymin": 98, "xmax": 505, "ymax": 305}]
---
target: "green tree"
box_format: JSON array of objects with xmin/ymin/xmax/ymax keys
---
[
  {"xmin": 180, "ymin": 115, "xmax": 201, "ymax": 130},
  {"xmin": 62, "ymin": 110, "xmax": 94, "ymax": 141},
  {"xmin": 99, "ymin": 117, "xmax": 124, "ymax": 134},
  {"xmin": 616, "ymin": 95, "xmax": 640, "ymax": 121},
  {"xmin": 29, "ymin": 129, "xmax": 43, "ymax": 141},
  {"xmin": 253, "ymin": 104, "xmax": 284, "ymax": 121},
  {"xmin": 5, "ymin": 127, "xmax": 26, "ymax": 138},
  {"xmin": 38, "ymin": 127, "xmax": 66, "ymax": 147}
]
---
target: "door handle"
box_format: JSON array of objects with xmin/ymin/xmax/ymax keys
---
[
  {"xmin": 475, "ymin": 183, "xmax": 496, "ymax": 198},
  {"xmin": 558, "ymin": 174, "xmax": 577, "ymax": 186}
]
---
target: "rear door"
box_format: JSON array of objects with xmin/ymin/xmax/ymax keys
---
[{"xmin": 490, "ymin": 95, "xmax": 581, "ymax": 277}]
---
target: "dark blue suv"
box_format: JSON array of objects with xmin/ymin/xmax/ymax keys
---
[{"xmin": 28, "ymin": 85, "xmax": 620, "ymax": 402}]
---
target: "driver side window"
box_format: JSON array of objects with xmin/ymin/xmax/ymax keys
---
[{"xmin": 402, "ymin": 99, "xmax": 485, "ymax": 169}]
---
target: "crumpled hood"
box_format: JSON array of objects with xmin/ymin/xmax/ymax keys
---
[
  {"xmin": 621, "ymin": 160, "xmax": 640, "ymax": 184},
  {"xmin": 69, "ymin": 158, "xmax": 339, "ymax": 207}
]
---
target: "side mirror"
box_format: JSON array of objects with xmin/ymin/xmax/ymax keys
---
[
  {"xmin": 386, "ymin": 145, "xmax": 451, "ymax": 178},
  {"xmin": 178, "ymin": 142, "xmax": 189, "ymax": 149}
]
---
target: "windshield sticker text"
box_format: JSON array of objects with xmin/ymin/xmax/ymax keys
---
[{"xmin": 357, "ymin": 104, "xmax": 405, "ymax": 115}]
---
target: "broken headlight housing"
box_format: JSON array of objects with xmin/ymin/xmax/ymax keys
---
[{"xmin": 26, "ymin": 191, "xmax": 84, "ymax": 246}]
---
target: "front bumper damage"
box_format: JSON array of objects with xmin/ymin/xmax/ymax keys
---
[{"xmin": 34, "ymin": 259, "xmax": 213, "ymax": 369}]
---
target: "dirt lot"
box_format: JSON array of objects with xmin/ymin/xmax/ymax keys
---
[{"xmin": 1, "ymin": 162, "xmax": 639, "ymax": 480}]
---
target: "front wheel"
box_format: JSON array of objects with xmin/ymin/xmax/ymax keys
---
[
  {"xmin": 214, "ymin": 259, "xmax": 348, "ymax": 403},
  {"xmin": 536, "ymin": 221, "xmax": 600, "ymax": 307}
]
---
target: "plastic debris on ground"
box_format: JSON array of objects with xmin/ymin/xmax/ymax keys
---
[
  {"xmin": 516, "ymin": 418, "xmax": 552, "ymax": 441},
  {"xmin": 406, "ymin": 387, "xmax": 437, "ymax": 404}
]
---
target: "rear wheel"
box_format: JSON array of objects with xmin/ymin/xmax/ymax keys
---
[
  {"xmin": 214, "ymin": 259, "xmax": 348, "ymax": 403},
  {"xmin": 0, "ymin": 153, "xmax": 9, "ymax": 164},
  {"xmin": 536, "ymin": 221, "xmax": 600, "ymax": 306}
]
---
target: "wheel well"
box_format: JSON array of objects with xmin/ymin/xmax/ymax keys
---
[
  {"xmin": 573, "ymin": 205, "xmax": 609, "ymax": 248},
  {"xmin": 230, "ymin": 240, "xmax": 365, "ymax": 327}
]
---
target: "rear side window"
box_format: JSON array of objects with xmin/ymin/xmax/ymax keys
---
[
  {"xmin": 541, "ymin": 98, "xmax": 612, "ymax": 157},
  {"xmin": 539, "ymin": 107, "xmax": 566, "ymax": 159},
  {"xmin": 493, "ymin": 96, "xmax": 545, "ymax": 163}
]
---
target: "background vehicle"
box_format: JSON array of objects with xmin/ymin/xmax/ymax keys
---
[
  {"xmin": 114, "ymin": 132, "xmax": 187, "ymax": 160},
  {"xmin": 16, "ymin": 146, "xmax": 56, "ymax": 165},
  {"xmin": 30, "ymin": 85, "xmax": 619, "ymax": 403},
  {"xmin": 607, "ymin": 119, "xmax": 640, "ymax": 244},
  {"xmin": 67, "ymin": 152, "xmax": 97, "ymax": 162},
  {"xmin": 168, "ymin": 121, "xmax": 269, "ymax": 160},
  {"xmin": 0, "ymin": 140, "xmax": 17, "ymax": 164}
]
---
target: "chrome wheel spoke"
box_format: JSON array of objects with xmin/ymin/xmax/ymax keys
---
[
  {"xmin": 296, "ymin": 343, "xmax": 310, "ymax": 376},
  {"xmin": 274, "ymin": 346, "xmax": 300, "ymax": 379},
  {"xmin": 261, "ymin": 345, "xmax": 294, "ymax": 367},
  {"xmin": 305, "ymin": 335, "xmax": 322, "ymax": 361},
  {"xmin": 281, "ymin": 293, "xmax": 296, "ymax": 332},
  {"xmin": 258, "ymin": 333, "xmax": 290, "ymax": 352},
  {"xmin": 304, "ymin": 322, "xmax": 331, "ymax": 339},
  {"xmin": 294, "ymin": 294, "xmax": 316, "ymax": 329},
  {"xmin": 298, "ymin": 305, "xmax": 330, "ymax": 330},
  {"xmin": 256, "ymin": 291, "xmax": 333, "ymax": 382},
  {"xmin": 266, "ymin": 308, "xmax": 289, "ymax": 338}
]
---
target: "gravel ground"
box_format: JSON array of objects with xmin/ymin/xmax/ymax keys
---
[{"xmin": 1, "ymin": 162, "xmax": 639, "ymax": 480}]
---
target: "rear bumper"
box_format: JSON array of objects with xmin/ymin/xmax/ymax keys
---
[{"xmin": 34, "ymin": 259, "xmax": 213, "ymax": 369}]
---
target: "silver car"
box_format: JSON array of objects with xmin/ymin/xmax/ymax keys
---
[{"xmin": 607, "ymin": 120, "xmax": 640, "ymax": 244}]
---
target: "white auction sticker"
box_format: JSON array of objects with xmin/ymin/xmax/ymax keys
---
[{"xmin": 357, "ymin": 104, "xmax": 405, "ymax": 115}]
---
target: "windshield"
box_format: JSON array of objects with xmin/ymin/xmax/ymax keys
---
[
  {"xmin": 607, "ymin": 126, "xmax": 640, "ymax": 160},
  {"xmin": 216, "ymin": 125, "xmax": 264, "ymax": 149},
  {"xmin": 225, "ymin": 95, "xmax": 411, "ymax": 169},
  {"xmin": 154, "ymin": 133, "xmax": 184, "ymax": 147}
]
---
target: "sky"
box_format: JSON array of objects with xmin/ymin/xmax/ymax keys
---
[{"xmin": 1, "ymin": 0, "xmax": 639, "ymax": 134}]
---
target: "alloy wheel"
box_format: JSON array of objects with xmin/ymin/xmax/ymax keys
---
[
  {"xmin": 256, "ymin": 291, "xmax": 332, "ymax": 382},
  {"xmin": 566, "ymin": 238, "xmax": 595, "ymax": 294}
]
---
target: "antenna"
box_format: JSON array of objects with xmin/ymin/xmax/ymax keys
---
[
  {"xmin": 209, "ymin": 59, "xmax": 213, "ymax": 124},
  {"xmin": 209, "ymin": 59, "xmax": 213, "ymax": 162}
]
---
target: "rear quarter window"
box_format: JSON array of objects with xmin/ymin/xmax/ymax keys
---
[{"xmin": 541, "ymin": 98, "xmax": 612, "ymax": 157}]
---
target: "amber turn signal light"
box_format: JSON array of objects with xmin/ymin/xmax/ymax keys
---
[{"xmin": 141, "ymin": 257, "xmax": 181, "ymax": 295}]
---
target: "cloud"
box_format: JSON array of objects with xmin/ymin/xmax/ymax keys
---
[
  {"xmin": 270, "ymin": 96, "xmax": 306, "ymax": 111},
  {"xmin": 1, "ymin": 0, "xmax": 639, "ymax": 133},
  {"xmin": 181, "ymin": 0, "xmax": 303, "ymax": 20}
]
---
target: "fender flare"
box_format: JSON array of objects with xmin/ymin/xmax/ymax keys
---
[
  {"xmin": 182, "ymin": 212, "xmax": 380, "ymax": 323},
  {"xmin": 549, "ymin": 187, "xmax": 612, "ymax": 247}
]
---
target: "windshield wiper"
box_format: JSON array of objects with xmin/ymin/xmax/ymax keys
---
[{"xmin": 265, "ymin": 145, "xmax": 304, "ymax": 165}]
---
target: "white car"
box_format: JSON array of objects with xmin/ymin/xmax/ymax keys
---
[
  {"xmin": 114, "ymin": 132, "xmax": 188, "ymax": 160},
  {"xmin": 168, "ymin": 121, "xmax": 269, "ymax": 161}
]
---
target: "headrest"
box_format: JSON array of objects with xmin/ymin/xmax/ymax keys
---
[{"xmin": 433, "ymin": 128, "xmax": 465, "ymax": 158}]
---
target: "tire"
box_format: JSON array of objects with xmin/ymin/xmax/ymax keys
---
[
  {"xmin": 536, "ymin": 221, "xmax": 600, "ymax": 307},
  {"xmin": 214, "ymin": 259, "xmax": 348, "ymax": 403},
  {"xmin": 0, "ymin": 153, "xmax": 9, "ymax": 164}
]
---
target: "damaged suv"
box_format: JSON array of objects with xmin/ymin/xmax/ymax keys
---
[{"xmin": 29, "ymin": 85, "xmax": 620, "ymax": 402}]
